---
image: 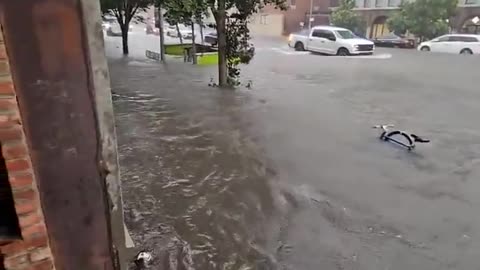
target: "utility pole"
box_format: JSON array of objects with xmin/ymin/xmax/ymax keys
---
[
  {"xmin": 191, "ymin": 22, "xmax": 197, "ymax": 64},
  {"xmin": 158, "ymin": 3, "xmax": 166, "ymax": 62},
  {"xmin": 308, "ymin": 0, "xmax": 314, "ymax": 30}
]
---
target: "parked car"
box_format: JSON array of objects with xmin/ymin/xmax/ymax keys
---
[
  {"xmin": 418, "ymin": 34, "xmax": 480, "ymax": 55},
  {"xmin": 166, "ymin": 28, "xmax": 192, "ymax": 39},
  {"xmin": 288, "ymin": 26, "xmax": 375, "ymax": 55},
  {"xmin": 145, "ymin": 23, "xmax": 159, "ymax": 35},
  {"xmin": 204, "ymin": 32, "xmax": 218, "ymax": 46},
  {"xmin": 373, "ymin": 33, "xmax": 415, "ymax": 48},
  {"xmin": 106, "ymin": 23, "xmax": 133, "ymax": 37},
  {"xmin": 353, "ymin": 32, "xmax": 370, "ymax": 40},
  {"xmin": 146, "ymin": 20, "xmax": 176, "ymax": 35},
  {"xmin": 102, "ymin": 16, "xmax": 116, "ymax": 30}
]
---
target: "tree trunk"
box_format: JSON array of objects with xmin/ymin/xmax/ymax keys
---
[
  {"xmin": 158, "ymin": 4, "xmax": 166, "ymax": 62},
  {"xmin": 191, "ymin": 23, "xmax": 197, "ymax": 65},
  {"xmin": 214, "ymin": 1, "xmax": 228, "ymax": 87},
  {"xmin": 176, "ymin": 23, "xmax": 184, "ymax": 44},
  {"xmin": 199, "ymin": 20, "xmax": 204, "ymax": 45},
  {"xmin": 121, "ymin": 24, "xmax": 129, "ymax": 55}
]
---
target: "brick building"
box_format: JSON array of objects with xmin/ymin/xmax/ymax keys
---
[
  {"xmin": 0, "ymin": 0, "xmax": 128, "ymax": 269},
  {"xmin": 0, "ymin": 27, "xmax": 55, "ymax": 270}
]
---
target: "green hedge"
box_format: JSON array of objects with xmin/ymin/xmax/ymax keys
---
[{"xmin": 164, "ymin": 44, "xmax": 191, "ymax": 56}]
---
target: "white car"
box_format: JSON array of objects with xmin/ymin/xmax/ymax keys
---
[
  {"xmin": 288, "ymin": 26, "xmax": 374, "ymax": 55},
  {"xmin": 106, "ymin": 22, "xmax": 133, "ymax": 36},
  {"xmin": 166, "ymin": 28, "xmax": 192, "ymax": 39},
  {"xmin": 418, "ymin": 34, "xmax": 480, "ymax": 55}
]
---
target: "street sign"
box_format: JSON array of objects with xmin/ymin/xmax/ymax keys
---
[{"xmin": 145, "ymin": 50, "xmax": 161, "ymax": 61}]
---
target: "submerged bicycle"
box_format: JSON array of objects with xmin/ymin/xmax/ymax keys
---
[{"xmin": 373, "ymin": 124, "xmax": 430, "ymax": 151}]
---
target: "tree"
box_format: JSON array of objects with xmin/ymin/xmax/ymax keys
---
[
  {"xmin": 386, "ymin": 8, "xmax": 408, "ymax": 36},
  {"xmin": 208, "ymin": 0, "xmax": 287, "ymax": 87},
  {"xmin": 155, "ymin": 0, "xmax": 166, "ymax": 61},
  {"xmin": 331, "ymin": 0, "xmax": 364, "ymax": 34},
  {"xmin": 164, "ymin": 0, "xmax": 208, "ymax": 64},
  {"xmin": 100, "ymin": 0, "xmax": 154, "ymax": 55},
  {"xmin": 387, "ymin": 0, "xmax": 457, "ymax": 41},
  {"xmin": 164, "ymin": 0, "xmax": 187, "ymax": 44}
]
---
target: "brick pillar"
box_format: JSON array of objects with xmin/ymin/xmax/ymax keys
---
[{"xmin": 0, "ymin": 27, "xmax": 55, "ymax": 270}]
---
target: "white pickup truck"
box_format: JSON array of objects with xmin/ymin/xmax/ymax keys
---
[{"xmin": 288, "ymin": 26, "xmax": 375, "ymax": 56}]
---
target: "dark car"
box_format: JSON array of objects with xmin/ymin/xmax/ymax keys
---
[
  {"xmin": 353, "ymin": 32, "xmax": 370, "ymax": 40},
  {"xmin": 373, "ymin": 33, "xmax": 415, "ymax": 48}
]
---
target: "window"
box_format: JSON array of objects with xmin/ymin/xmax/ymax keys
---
[
  {"xmin": 387, "ymin": 0, "xmax": 396, "ymax": 6},
  {"xmin": 312, "ymin": 29, "xmax": 336, "ymax": 40},
  {"xmin": 380, "ymin": 33, "xmax": 400, "ymax": 39},
  {"xmin": 312, "ymin": 29, "xmax": 323, "ymax": 38},
  {"xmin": 330, "ymin": 0, "xmax": 340, "ymax": 7},
  {"xmin": 375, "ymin": 0, "xmax": 382, "ymax": 7},
  {"xmin": 0, "ymin": 145, "xmax": 21, "ymax": 243},
  {"xmin": 465, "ymin": 0, "xmax": 478, "ymax": 4},
  {"xmin": 290, "ymin": 0, "xmax": 297, "ymax": 8},
  {"xmin": 324, "ymin": 31, "xmax": 336, "ymax": 40},
  {"xmin": 336, "ymin": 30, "xmax": 356, "ymax": 39},
  {"xmin": 447, "ymin": 36, "xmax": 462, "ymax": 41},
  {"xmin": 437, "ymin": 35, "xmax": 450, "ymax": 42},
  {"xmin": 451, "ymin": 36, "xmax": 479, "ymax": 42},
  {"xmin": 260, "ymin": 14, "xmax": 268, "ymax": 25}
]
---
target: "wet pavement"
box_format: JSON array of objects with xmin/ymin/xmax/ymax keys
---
[{"xmin": 107, "ymin": 30, "xmax": 480, "ymax": 269}]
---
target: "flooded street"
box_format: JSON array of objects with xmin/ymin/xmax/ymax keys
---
[
  {"xmin": 111, "ymin": 58, "xmax": 285, "ymax": 269},
  {"xmin": 108, "ymin": 30, "xmax": 480, "ymax": 270}
]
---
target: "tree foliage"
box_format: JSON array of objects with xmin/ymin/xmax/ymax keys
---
[
  {"xmin": 164, "ymin": 0, "xmax": 208, "ymax": 62},
  {"xmin": 208, "ymin": 0, "xmax": 287, "ymax": 87},
  {"xmin": 331, "ymin": 0, "xmax": 364, "ymax": 33},
  {"xmin": 225, "ymin": 14, "xmax": 253, "ymax": 86},
  {"xmin": 387, "ymin": 0, "xmax": 458, "ymax": 40},
  {"xmin": 164, "ymin": 0, "xmax": 207, "ymax": 26},
  {"xmin": 386, "ymin": 9, "xmax": 408, "ymax": 35},
  {"xmin": 100, "ymin": 0, "xmax": 153, "ymax": 54}
]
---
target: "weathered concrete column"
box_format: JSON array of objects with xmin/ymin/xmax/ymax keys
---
[
  {"xmin": 78, "ymin": 0, "xmax": 130, "ymax": 269},
  {"xmin": 0, "ymin": 0, "xmax": 127, "ymax": 269}
]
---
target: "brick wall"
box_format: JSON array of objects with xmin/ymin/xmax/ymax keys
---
[{"xmin": 0, "ymin": 26, "xmax": 55, "ymax": 270}]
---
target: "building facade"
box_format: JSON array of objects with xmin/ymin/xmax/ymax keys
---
[
  {"xmin": 345, "ymin": 0, "xmax": 480, "ymax": 38},
  {"xmin": 248, "ymin": 0, "xmax": 480, "ymax": 37},
  {"xmin": 248, "ymin": 0, "xmax": 333, "ymax": 36}
]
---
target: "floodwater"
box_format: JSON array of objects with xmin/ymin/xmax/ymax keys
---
[
  {"xmin": 112, "ymin": 60, "xmax": 290, "ymax": 269},
  {"xmin": 108, "ymin": 32, "xmax": 480, "ymax": 270}
]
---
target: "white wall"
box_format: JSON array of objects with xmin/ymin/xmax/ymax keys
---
[{"xmin": 248, "ymin": 13, "xmax": 285, "ymax": 36}]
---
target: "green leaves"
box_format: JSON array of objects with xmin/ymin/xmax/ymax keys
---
[
  {"xmin": 164, "ymin": 0, "xmax": 208, "ymax": 26},
  {"xmin": 331, "ymin": 0, "xmax": 364, "ymax": 33},
  {"xmin": 215, "ymin": 0, "xmax": 286, "ymax": 86},
  {"xmin": 387, "ymin": 0, "xmax": 458, "ymax": 40},
  {"xmin": 387, "ymin": 10, "xmax": 408, "ymax": 35}
]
